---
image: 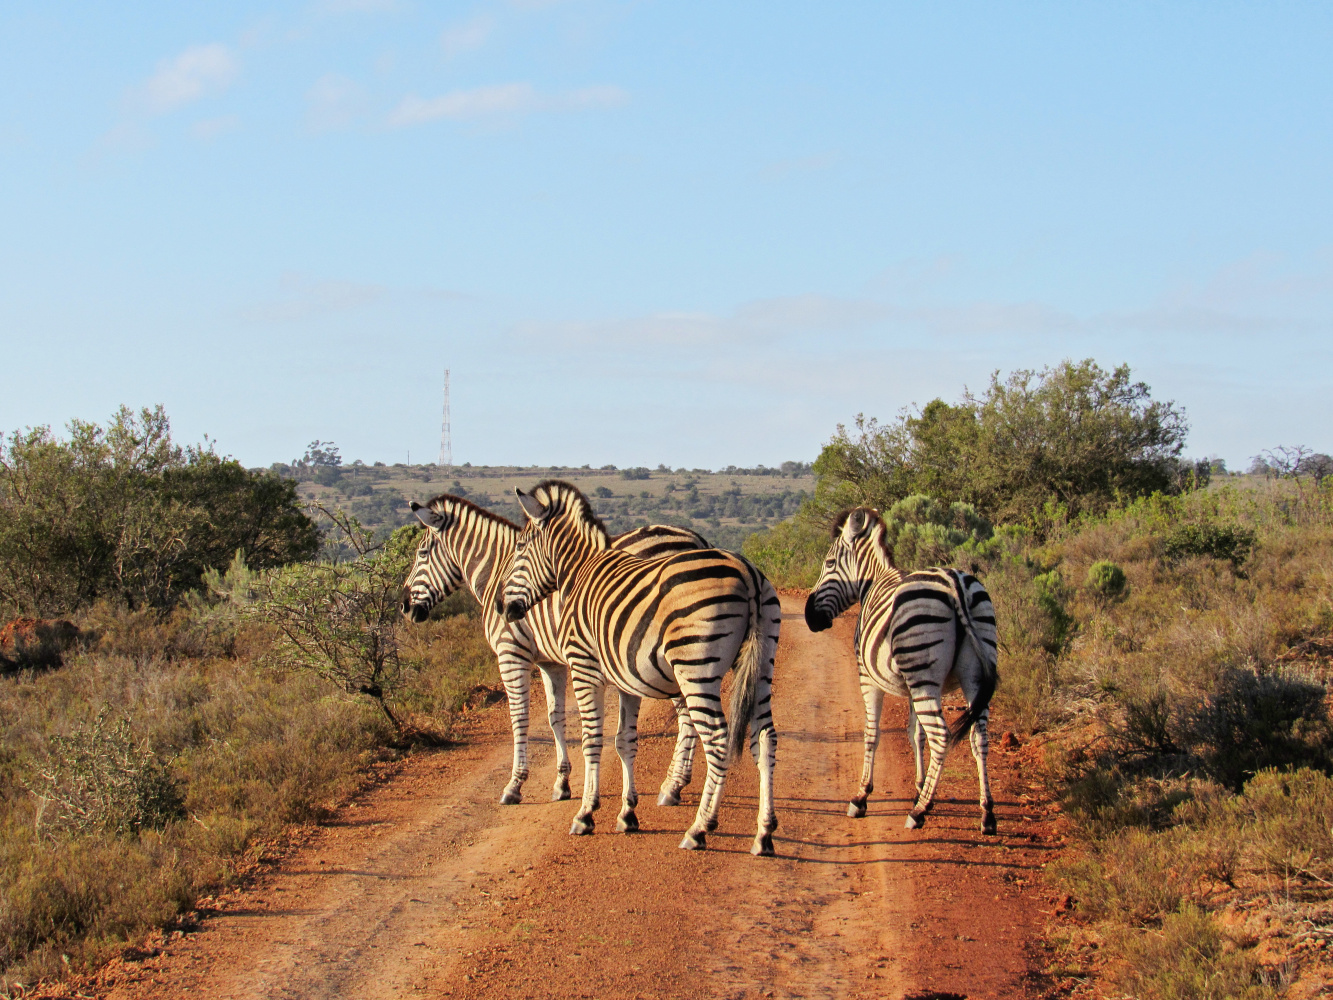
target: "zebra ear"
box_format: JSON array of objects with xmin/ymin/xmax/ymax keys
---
[
  {"xmin": 409, "ymin": 501, "xmax": 448, "ymax": 531},
  {"xmin": 845, "ymin": 508, "xmax": 867, "ymax": 538},
  {"xmin": 515, "ymin": 489, "xmax": 549, "ymax": 523}
]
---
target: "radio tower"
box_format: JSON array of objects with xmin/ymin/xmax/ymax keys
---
[{"xmin": 437, "ymin": 369, "xmax": 452, "ymax": 468}]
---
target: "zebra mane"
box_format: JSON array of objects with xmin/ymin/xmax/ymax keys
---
[
  {"xmin": 529, "ymin": 479, "xmax": 610, "ymax": 540},
  {"xmin": 424, "ymin": 492, "xmax": 520, "ymax": 530},
  {"xmin": 830, "ymin": 507, "xmax": 857, "ymax": 539}
]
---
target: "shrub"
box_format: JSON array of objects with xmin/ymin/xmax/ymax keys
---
[
  {"xmin": 880, "ymin": 494, "xmax": 991, "ymax": 570},
  {"xmin": 1162, "ymin": 522, "xmax": 1256, "ymax": 569},
  {"xmin": 250, "ymin": 512, "xmax": 415, "ymax": 732},
  {"xmin": 1184, "ymin": 668, "xmax": 1333, "ymax": 791},
  {"xmin": 26, "ymin": 711, "xmax": 184, "ymax": 836},
  {"xmin": 741, "ymin": 516, "xmax": 828, "ymax": 588},
  {"xmin": 1086, "ymin": 560, "xmax": 1128, "ymax": 602},
  {"xmin": 1112, "ymin": 905, "xmax": 1274, "ymax": 1000}
]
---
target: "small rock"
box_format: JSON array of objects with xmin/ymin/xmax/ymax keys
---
[{"xmin": 1000, "ymin": 731, "xmax": 1021, "ymax": 750}]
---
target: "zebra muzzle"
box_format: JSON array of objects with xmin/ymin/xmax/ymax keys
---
[
  {"xmin": 803, "ymin": 593, "xmax": 833, "ymax": 632},
  {"xmin": 503, "ymin": 599, "xmax": 528, "ymax": 623}
]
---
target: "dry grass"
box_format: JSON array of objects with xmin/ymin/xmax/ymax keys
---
[{"xmin": 0, "ymin": 597, "xmax": 493, "ymax": 990}]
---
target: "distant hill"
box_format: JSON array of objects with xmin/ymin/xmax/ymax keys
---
[{"xmin": 266, "ymin": 461, "xmax": 814, "ymax": 555}]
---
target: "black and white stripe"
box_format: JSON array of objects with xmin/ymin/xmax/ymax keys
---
[
  {"xmin": 804, "ymin": 507, "xmax": 1000, "ymax": 833},
  {"xmin": 500, "ymin": 480, "xmax": 781, "ymax": 855},
  {"xmin": 401, "ymin": 494, "xmax": 709, "ymax": 806}
]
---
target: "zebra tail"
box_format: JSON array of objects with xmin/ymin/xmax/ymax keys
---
[
  {"xmin": 946, "ymin": 571, "xmax": 999, "ymax": 749},
  {"xmin": 726, "ymin": 582, "xmax": 765, "ymax": 764}
]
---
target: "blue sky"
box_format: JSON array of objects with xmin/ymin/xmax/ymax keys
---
[{"xmin": 2, "ymin": 1, "xmax": 1330, "ymax": 469}]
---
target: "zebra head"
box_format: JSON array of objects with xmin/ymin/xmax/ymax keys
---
[
  {"xmin": 804, "ymin": 507, "xmax": 887, "ymax": 632},
  {"xmin": 501, "ymin": 480, "xmax": 609, "ymax": 623},
  {"xmin": 400, "ymin": 501, "xmax": 465, "ymax": 623}
]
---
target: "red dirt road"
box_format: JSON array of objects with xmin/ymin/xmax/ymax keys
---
[{"xmin": 96, "ymin": 595, "xmax": 1055, "ymax": 1000}]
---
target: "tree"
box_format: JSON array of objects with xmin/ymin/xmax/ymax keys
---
[
  {"xmin": 0, "ymin": 406, "xmax": 318, "ymax": 615},
  {"xmin": 813, "ymin": 360, "xmax": 1189, "ymax": 525},
  {"xmin": 1302, "ymin": 453, "xmax": 1333, "ymax": 486}
]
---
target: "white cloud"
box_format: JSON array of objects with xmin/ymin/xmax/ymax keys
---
[
  {"xmin": 191, "ymin": 114, "xmax": 240, "ymax": 141},
  {"xmin": 441, "ymin": 14, "xmax": 495, "ymax": 57},
  {"xmin": 140, "ymin": 44, "xmax": 238, "ymax": 114},
  {"xmin": 306, "ymin": 74, "xmax": 367, "ymax": 132},
  {"xmin": 386, "ymin": 83, "xmax": 627, "ymax": 127},
  {"xmin": 241, "ymin": 273, "xmax": 385, "ymax": 323}
]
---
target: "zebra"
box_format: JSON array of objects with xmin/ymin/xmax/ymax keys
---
[
  {"xmin": 804, "ymin": 506, "xmax": 1000, "ymax": 834},
  {"xmin": 401, "ymin": 493, "xmax": 710, "ymax": 806},
  {"xmin": 500, "ymin": 480, "xmax": 781, "ymax": 855}
]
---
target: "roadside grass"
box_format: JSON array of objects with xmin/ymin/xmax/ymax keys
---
[{"xmin": 0, "ymin": 597, "xmax": 493, "ymax": 990}]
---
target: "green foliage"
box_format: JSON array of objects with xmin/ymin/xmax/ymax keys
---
[
  {"xmin": 26, "ymin": 710, "xmax": 184, "ymax": 837},
  {"xmin": 1086, "ymin": 559, "xmax": 1128, "ymax": 602},
  {"xmin": 879, "ymin": 494, "xmax": 992, "ymax": 570},
  {"xmin": 1162, "ymin": 522, "xmax": 1256, "ymax": 569},
  {"xmin": 813, "ymin": 359, "xmax": 1188, "ymax": 525},
  {"xmin": 249, "ymin": 510, "xmax": 416, "ymax": 731},
  {"xmin": 619, "ymin": 467, "xmax": 651, "ymax": 480},
  {"xmin": 741, "ymin": 515, "xmax": 829, "ymax": 588},
  {"xmin": 0, "ymin": 406, "xmax": 318, "ymax": 616}
]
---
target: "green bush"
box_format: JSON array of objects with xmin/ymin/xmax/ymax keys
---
[
  {"xmin": 880, "ymin": 494, "xmax": 991, "ymax": 570},
  {"xmin": 1086, "ymin": 559, "xmax": 1128, "ymax": 601},
  {"xmin": 1162, "ymin": 522, "xmax": 1256, "ymax": 569},
  {"xmin": 741, "ymin": 516, "xmax": 829, "ymax": 588}
]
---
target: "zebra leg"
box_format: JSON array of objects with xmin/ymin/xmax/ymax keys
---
[
  {"xmin": 749, "ymin": 599, "xmax": 781, "ymax": 855},
  {"xmin": 849, "ymin": 683, "xmax": 884, "ymax": 818},
  {"xmin": 750, "ymin": 720, "xmax": 779, "ymax": 857},
  {"xmin": 970, "ymin": 707, "xmax": 996, "ymax": 835},
  {"xmin": 907, "ymin": 703, "xmax": 933, "ymax": 812},
  {"xmin": 657, "ymin": 695, "xmax": 698, "ymax": 806},
  {"xmin": 679, "ymin": 682, "xmax": 730, "ymax": 851},
  {"xmin": 569, "ymin": 674, "xmax": 605, "ymax": 836},
  {"xmin": 497, "ymin": 651, "xmax": 534, "ymax": 805},
  {"xmin": 614, "ymin": 692, "xmax": 642, "ymax": 833},
  {"xmin": 905, "ymin": 696, "xmax": 950, "ymax": 830},
  {"xmin": 538, "ymin": 663, "xmax": 573, "ymax": 801}
]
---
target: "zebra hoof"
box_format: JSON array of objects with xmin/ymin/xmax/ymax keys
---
[
  {"xmin": 751, "ymin": 833, "xmax": 775, "ymax": 857},
  {"xmin": 847, "ymin": 799, "xmax": 867, "ymax": 819},
  {"xmin": 499, "ymin": 786, "xmax": 522, "ymax": 806},
  {"xmin": 569, "ymin": 816, "xmax": 595, "ymax": 836},
  {"xmin": 982, "ymin": 812, "xmax": 997, "ymax": 836},
  {"xmin": 678, "ymin": 831, "xmax": 706, "ymax": 851},
  {"xmin": 552, "ymin": 786, "xmax": 571, "ymax": 802},
  {"xmin": 657, "ymin": 789, "xmax": 682, "ymax": 807},
  {"xmin": 617, "ymin": 811, "xmax": 639, "ymax": 833},
  {"xmin": 904, "ymin": 811, "xmax": 926, "ymax": 830}
]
